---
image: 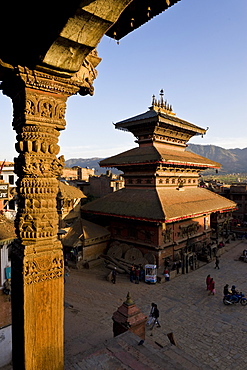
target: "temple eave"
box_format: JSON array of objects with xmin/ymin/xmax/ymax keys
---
[
  {"xmin": 100, "ymin": 160, "xmax": 220, "ymax": 169},
  {"xmin": 165, "ymin": 206, "xmax": 237, "ymax": 224},
  {"xmin": 81, "ymin": 209, "xmax": 164, "ymax": 223},
  {"xmin": 82, "ymin": 205, "xmax": 237, "ymax": 225}
]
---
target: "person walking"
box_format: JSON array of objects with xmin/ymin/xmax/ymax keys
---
[
  {"xmin": 64, "ymin": 258, "xmax": 70, "ymax": 274},
  {"xmin": 139, "ymin": 265, "xmax": 145, "ymax": 281},
  {"xmin": 206, "ymin": 274, "xmax": 211, "ymax": 290},
  {"xmin": 215, "ymin": 256, "xmax": 220, "ymax": 269},
  {"xmin": 164, "ymin": 269, "xmax": 170, "ymax": 281},
  {"xmin": 208, "ymin": 278, "xmax": 216, "ymax": 295},
  {"xmin": 135, "ymin": 267, "xmax": 140, "ymax": 284},
  {"xmin": 129, "ymin": 264, "xmax": 135, "ymax": 283},
  {"xmin": 3, "ymin": 279, "xmax": 11, "ymax": 296},
  {"xmin": 151, "ymin": 304, "xmax": 161, "ymax": 328},
  {"xmin": 111, "ymin": 267, "xmax": 117, "ymax": 284},
  {"xmin": 146, "ymin": 302, "xmax": 156, "ymax": 326}
]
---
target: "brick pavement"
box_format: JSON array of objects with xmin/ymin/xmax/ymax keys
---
[
  {"xmin": 64, "ymin": 240, "xmax": 247, "ymax": 370},
  {"xmin": 1, "ymin": 240, "xmax": 246, "ymax": 369}
]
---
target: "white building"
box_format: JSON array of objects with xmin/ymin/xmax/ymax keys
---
[
  {"xmin": 0, "ymin": 161, "xmax": 17, "ymax": 188},
  {"xmin": 0, "ymin": 161, "xmax": 17, "ymax": 216}
]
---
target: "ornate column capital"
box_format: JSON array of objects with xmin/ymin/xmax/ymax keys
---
[{"xmin": 1, "ymin": 48, "xmax": 100, "ymax": 97}]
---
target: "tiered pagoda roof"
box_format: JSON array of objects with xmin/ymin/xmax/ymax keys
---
[
  {"xmin": 82, "ymin": 187, "xmax": 236, "ymax": 223},
  {"xmin": 82, "ymin": 91, "xmax": 236, "ymax": 223},
  {"xmin": 100, "ymin": 90, "xmax": 220, "ymax": 171},
  {"xmin": 100, "ymin": 145, "xmax": 220, "ymax": 169}
]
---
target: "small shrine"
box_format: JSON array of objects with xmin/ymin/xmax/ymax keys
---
[
  {"xmin": 82, "ymin": 91, "xmax": 236, "ymax": 268},
  {"xmin": 112, "ymin": 292, "xmax": 147, "ymax": 340}
]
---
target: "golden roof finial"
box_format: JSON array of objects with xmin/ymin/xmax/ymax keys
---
[
  {"xmin": 125, "ymin": 292, "xmax": 134, "ymax": 305},
  {"xmin": 150, "ymin": 90, "xmax": 176, "ymax": 116},
  {"xmin": 160, "ymin": 89, "xmax": 164, "ymax": 107},
  {"xmin": 151, "ymin": 94, "xmax": 156, "ymax": 106}
]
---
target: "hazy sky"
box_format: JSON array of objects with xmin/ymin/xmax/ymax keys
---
[{"xmin": 0, "ymin": 0, "xmax": 246, "ymax": 162}]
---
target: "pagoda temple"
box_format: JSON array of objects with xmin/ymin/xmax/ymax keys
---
[{"xmin": 82, "ymin": 91, "xmax": 236, "ymax": 268}]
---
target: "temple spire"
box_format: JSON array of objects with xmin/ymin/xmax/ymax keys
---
[
  {"xmin": 160, "ymin": 89, "xmax": 164, "ymax": 107},
  {"xmin": 125, "ymin": 291, "xmax": 134, "ymax": 305},
  {"xmin": 150, "ymin": 89, "xmax": 176, "ymax": 116}
]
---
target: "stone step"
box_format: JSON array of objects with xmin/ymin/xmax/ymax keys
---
[
  {"xmin": 118, "ymin": 332, "xmax": 194, "ymax": 370},
  {"xmin": 122, "ymin": 331, "xmax": 213, "ymax": 370},
  {"xmin": 163, "ymin": 345, "xmax": 213, "ymax": 370}
]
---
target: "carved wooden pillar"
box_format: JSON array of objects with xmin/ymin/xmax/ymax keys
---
[{"xmin": 1, "ymin": 67, "xmax": 82, "ymax": 370}]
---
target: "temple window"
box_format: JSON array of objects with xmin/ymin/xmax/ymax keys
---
[
  {"xmin": 129, "ymin": 227, "xmax": 137, "ymax": 238},
  {"xmin": 137, "ymin": 178, "xmax": 142, "ymax": 184},
  {"xmin": 188, "ymin": 179, "xmax": 191, "ymax": 183},
  {"xmin": 146, "ymin": 179, "xmax": 152, "ymax": 184},
  {"xmin": 172, "ymin": 179, "xmax": 175, "ymax": 184},
  {"xmin": 159, "ymin": 179, "xmax": 163, "ymax": 184},
  {"xmin": 144, "ymin": 230, "xmax": 152, "ymax": 241},
  {"xmin": 166, "ymin": 178, "xmax": 169, "ymax": 184},
  {"xmin": 114, "ymin": 227, "xmax": 122, "ymax": 236},
  {"xmin": 9, "ymin": 175, "xmax": 14, "ymax": 185}
]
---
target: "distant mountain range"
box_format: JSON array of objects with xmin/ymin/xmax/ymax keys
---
[
  {"xmin": 65, "ymin": 144, "xmax": 247, "ymax": 175},
  {"xmin": 65, "ymin": 157, "xmax": 103, "ymax": 172},
  {"xmin": 187, "ymin": 144, "xmax": 247, "ymax": 174}
]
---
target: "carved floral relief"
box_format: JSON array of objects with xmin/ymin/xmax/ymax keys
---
[{"xmin": 24, "ymin": 252, "xmax": 64, "ymax": 285}]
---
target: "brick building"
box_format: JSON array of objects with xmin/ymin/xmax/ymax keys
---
[
  {"xmin": 85, "ymin": 170, "xmax": 124, "ymax": 198},
  {"xmin": 216, "ymin": 182, "xmax": 247, "ymax": 237},
  {"xmin": 228, "ymin": 183, "xmax": 247, "ymax": 223},
  {"xmin": 61, "ymin": 166, "xmax": 95, "ymax": 182},
  {"xmin": 57, "ymin": 181, "xmax": 110, "ymax": 265}
]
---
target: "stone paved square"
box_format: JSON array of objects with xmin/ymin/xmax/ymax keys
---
[{"xmin": 64, "ymin": 241, "xmax": 247, "ymax": 369}]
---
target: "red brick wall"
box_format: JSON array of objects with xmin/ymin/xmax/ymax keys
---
[
  {"xmin": 83, "ymin": 241, "xmax": 109, "ymax": 261},
  {"xmin": 110, "ymin": 220, "xmax": 159, "ymax": 247}
]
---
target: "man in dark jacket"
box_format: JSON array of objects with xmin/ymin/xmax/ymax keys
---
[
  {"xmin": 111, "ymin": 267, "xmax": 117, "ymax": 284},
  {"xmin": 152, "ymin": 304, "xmax": 161, "ymax": 328}
]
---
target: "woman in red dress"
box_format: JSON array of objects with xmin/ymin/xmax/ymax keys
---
[
  {"xmin": 206, "ymin": 274, "xmax": 211, "ymax": 290},
  {"xmin": 208, "ymin": 278, "xmax": 216, "ymax": 295}
]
